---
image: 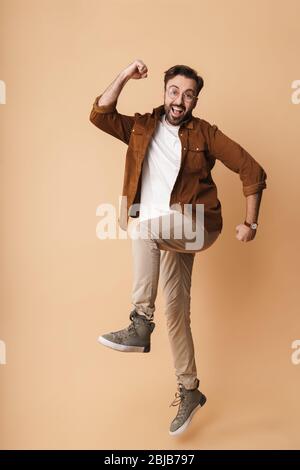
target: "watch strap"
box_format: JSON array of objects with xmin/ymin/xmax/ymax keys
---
[{"xmin": 244, "ymin": 220, "xmax": 258, "ymax": 229}]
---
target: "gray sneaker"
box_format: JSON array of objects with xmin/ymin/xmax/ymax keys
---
[
  {"xmin": 169, "ymin": 380, "xmax": 206, "ymax": 436},
  {"xmin": 97, "ymin": 309, "xmax": 155, "ymax": 353}
]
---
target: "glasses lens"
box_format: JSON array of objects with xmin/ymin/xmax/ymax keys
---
[
  {"xmin": 168, "ymin": 86, "xmax": 178, "ymax": 97},
  {"xmin": 184, "ymin": 93, "xmax": 195, "ymax": 101},
  {"xmin": 167, "ymin": 86, "xmax": 195, "ymax": 102}
]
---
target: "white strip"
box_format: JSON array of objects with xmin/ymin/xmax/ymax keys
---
[{"xmin": 98, "ymin": 336, "xmax": 146, "ymax": 353}]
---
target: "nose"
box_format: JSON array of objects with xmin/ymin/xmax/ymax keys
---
[{"xmin": 172, "ymin": 93, "xmax": 184, "ymax": 106}]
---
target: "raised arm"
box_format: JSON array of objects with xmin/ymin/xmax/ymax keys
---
[{"xmin": 89, "ymin": 59, "xmax": 148, "ymax": 145}]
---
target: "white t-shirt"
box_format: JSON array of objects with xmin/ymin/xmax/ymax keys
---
[{"xmin": 138, "ymin": 114, "xmax": 182, "ymax": 222}]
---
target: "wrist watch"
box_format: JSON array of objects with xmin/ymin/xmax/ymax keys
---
[{"xmin": 244, "ymin": 220, "xmax": 258, "ymax": 230}]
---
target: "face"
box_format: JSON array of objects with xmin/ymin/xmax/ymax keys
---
[{"xmin": 164, "ymin": 75, "xmax": 198, "ymax": 126}]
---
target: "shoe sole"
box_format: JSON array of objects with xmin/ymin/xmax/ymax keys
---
[
  {"xmin": 97, "ymin": 335, "xmax": 150, "ymax": 353},
  {"xmin": 169, "ymin": 394, "xmax": 207, "ymax": 436}
]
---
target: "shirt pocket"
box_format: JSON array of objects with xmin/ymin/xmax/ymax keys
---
[
  {"xmin": 185, "ymin": 144, "xmax": 209, "ymax": 177},
  {"xmin": 129, "ymin": 125, "xmax": 145, "ymax": 154}
]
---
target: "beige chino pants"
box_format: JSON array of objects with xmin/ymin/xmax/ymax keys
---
[{"xmin": 128, "ymin": 211, "xmax": 220, "ymax": 390}]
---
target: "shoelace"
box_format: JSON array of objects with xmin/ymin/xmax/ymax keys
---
[
  {"xmin": 169, "ymin": 388, "xmax": 184, "ymax": 408},
  {"xmin": 126, "ymin": 310, "xmax": 140, "ymax": 335},
  {"xmin": 128, "ymin": 310, "xmax": 151, "ymax": 333},
  {"xmin": 170, "ymin": 390, "xmax": 189, "ymax": 422},
  {"xmin": 169, "ymin": 387, "xmax": 189, "ymax": 420},
  {"xmin": 126, "ymin": 318, "xmax": 137, "ymax": 335}
]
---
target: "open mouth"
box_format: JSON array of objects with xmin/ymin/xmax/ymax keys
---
[{"xmin": 170, "ymin": 106, "xmax": 184, "ymax": 118}]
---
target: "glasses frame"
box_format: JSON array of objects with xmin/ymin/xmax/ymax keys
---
[{"xmin": 166, "ymin": 85, "xmax": 198, "ymax": 103}]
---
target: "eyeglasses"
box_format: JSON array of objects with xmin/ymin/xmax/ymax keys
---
[{"xmin": 167, "ymin": 85, "xmax": 197, "ymax": 102}]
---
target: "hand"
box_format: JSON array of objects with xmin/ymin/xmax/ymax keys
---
[
  {"xmin": 123, "ymin": 59, "xmax": 148, "ymax": 80},
  {"xmin": 235, "ymin": 223, "xmax": 257, "ymax": 242}
]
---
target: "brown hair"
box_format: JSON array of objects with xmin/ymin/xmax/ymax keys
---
[{"xmin": 164, "ymin": 65, "xmax": 204, "ymax": 96}]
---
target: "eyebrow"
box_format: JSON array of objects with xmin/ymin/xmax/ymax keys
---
[{"xmin": 168, "ymin": 84, "xmax": 196, "ymax": 93}]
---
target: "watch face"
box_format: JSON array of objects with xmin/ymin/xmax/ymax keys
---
[{"xmin": 251, "ymin": 223, "xmax": 258, "ymax": 229}]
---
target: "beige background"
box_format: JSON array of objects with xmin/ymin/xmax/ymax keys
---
[{"xmin": 1, "ymin": 0, "xmax": 300, "ymax": 450}]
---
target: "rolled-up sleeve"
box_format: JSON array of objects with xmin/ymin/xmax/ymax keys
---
[
  {"xmin": 89, "ymin": 94, "xmax": 135, "ymax": 145},
  {"xmin": 203, "ymin": 121, "xmax": 267, "ymax": 196}
]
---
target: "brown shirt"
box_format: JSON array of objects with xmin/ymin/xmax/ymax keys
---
[{"xmin": 90, "ymin": 95, "xmax": 267, "ymax": 233}]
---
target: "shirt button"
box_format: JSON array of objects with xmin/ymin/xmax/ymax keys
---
[{"xmin": 183, "ymin": 147, "xmax": 186, "ymax": 150}]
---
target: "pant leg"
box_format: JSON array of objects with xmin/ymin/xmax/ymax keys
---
[
  {"xmin": 129, "ymin": 212, "xmax": 220, "ymax": 322},
  {"xmin": 129, "ymin": 212, "xmax": 194, "ymax": 320},
  {"xmin": 130, "ymin": 220, "xmax": 161, "ymax": 321},
  {"xmin": 160, "ymin": 250, "xmax": 198, "ymax": 390},
  {"xmin": 158, "ymin": 215, "xmax": 220, "ymax": 390}
]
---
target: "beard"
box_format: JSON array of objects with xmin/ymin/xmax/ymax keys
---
[{"xmin": 164, "ymin": 104, "xmax": 192, "ymax": 126}]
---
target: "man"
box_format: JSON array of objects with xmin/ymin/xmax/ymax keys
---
[{"xmin": 89, "ymin": 59, "xmax": 267, "ymax": 436}]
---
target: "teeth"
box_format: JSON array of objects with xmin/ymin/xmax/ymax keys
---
[{"xmin": 172, "ymin": 106, "xmax": 183, "ymax": 114}]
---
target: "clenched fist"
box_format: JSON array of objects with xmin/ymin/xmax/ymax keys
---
[
  {"xmin": 123, "ymin": 59, "xmax": 148, "ymax": 80},
  {"xmin": 235, "ymin": 223, "xmax": 257, "ymax": 242}
]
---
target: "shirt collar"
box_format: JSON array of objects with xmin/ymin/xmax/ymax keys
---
[{"xmin": 152, "ymin": 104, "xmax": 194, "ymax": 129}]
